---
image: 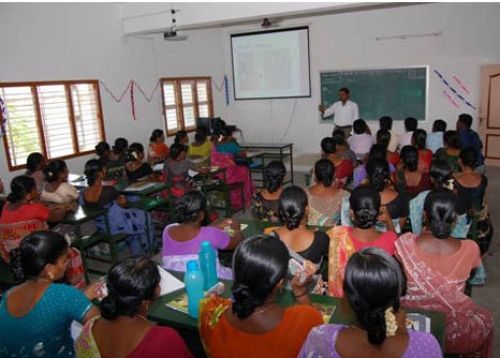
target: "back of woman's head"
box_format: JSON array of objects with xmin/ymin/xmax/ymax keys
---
[
  {"xmin": 353, "ymin": 119, "xmax": 368, "ymax": 135},
  {"xmin": 424, "ymin": 188, "xmax": 457, "ymax": 240},
  {"xmin": 26, "ymin": 152, "xmax": 45, "ymax": 173},
  {"xmin": 376, "ymin": 129, "xmax": 391, "ymax": 149},
  {"xmin": 368, "ymin": 144, "xmax": 387, "ymax": 161},
  {"xmin": 175, "ymin": 190, "xmax": 206, "ymax": 223},
  {"xmin": 429, "ymin": 160, "xmax": 452, "ymax": 189},
  {"xmin": 350, "ymin": 186, "xmax": 380, "ymax": 229},
  {"xmin": 113, "ymin": 138, "xmax": 128, "ymax": 154},
  {"xmin": 100, "ymin": 256, "xmax": 160, "ymax": 320},
  {"xmin": 84, "ymin": 159, "xmax": 105, "ymax": 186},
  {"xmin": 400, "ymin": 145, "xmax": 418, "ymax": 172},
  {"xmin": 278, "ymin": 186, "xmax": 308, "ymax": 230},
  {"xmin": 412, "ymin": 129, "xmax": 427, "ymax": 150},
  {"xmin": 10, "ymin": 231, "xmax": 68, "ymax": 281},
  {"xmin": 332, "ymin": 130, "xmax": 347, "ymax": 146},
  {"xmin": 174, "ymin": 130, "xmax": 188, "ymax": 144},
  {"xmin": 379, "ymin": 116, "xmax": 393, "ymax": 130},
  {"xmin": 404, "ymin": 117, "xmax": 418, "ymax": 132},
  {"xmin": 264, "ymin": 161, "xmax": 286, "ymax": 193},
  {"xmin": 232, "ymin": 235, "xmax": 289, "ymax": 319},
  {"xmin": 443, "ymin": 130, "xmax": 461, "ymax": 149},
  {"xmin": 129, "ymin": 143, "xmax": 144, "ymax": 155},
  {"xmin": 220, "ymin": 126, "xmax": 234, "ymax": 138},
  {"xmin": 150, "ymin": 129, "xmax": 164, "ymax": 143},
  {"xmin": 343, "ymin": 247, "xmax": 407, "ymax": 346},
  {"xmin": 43, "ymin": 160, "xmax": 67, "ymax": 183},
  {"xmin": 459, "ymin": 147, "xmax": 477, "ymax": 168},
  {"xmin": 366, "ymin": 158, "xmax": 390, "ymax": 192},
  {"xmin": 194, "ymin": 128, "xmax": 208, "ymax": 143},
  {"xmin": 433, "ymin": 119, "xmax": 446, "ymax": 132},
  {"xmin": 314, "ymin": 159, "xmax": 335, "ymax": 188},
  {"xmin": 8, "ymin": 176, "xmax": 36, "ymax": 203},
  {"xmin": 169, "ymin": 143, "xmax": 186, "ymax": 160},
  {"xmin": 95, "ymin": 141, "xmax": 110, "ymax": 157},
  {"xmin": 321, "ymin": 137, "xmax": 336, "ymax": 154}
]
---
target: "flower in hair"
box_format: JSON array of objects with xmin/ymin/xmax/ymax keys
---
[{"xmin": 384, "ymin": 307, "xmax": 398, "ymax": 337}]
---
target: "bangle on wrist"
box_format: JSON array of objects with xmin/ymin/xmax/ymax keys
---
[{"xmin": 293, "ymin": 290, "xmax": 308, "ymax": 299}]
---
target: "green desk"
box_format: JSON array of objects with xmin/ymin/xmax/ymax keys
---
[
  {"xmin": 148, "ymin": 272, "xmax": 446, "ymax": 350},
  {"xmin": 62, "ymin": 206, "xmax": 107, "ymax": 232}
]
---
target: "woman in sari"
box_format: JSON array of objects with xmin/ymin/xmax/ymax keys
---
[
  {"xmin": 376, "ymin": 128, "xmax": 400, "ymax": 167},
  {"xmin": 307, "ymin": 159, "xmax": 346, "ymax": 226},
  {"xmin": 435, "ymin": 130, "xmax": 461, "ymax": 173},
  {"xmin": 25, "ymin": 152, "xmax": 47, "ymax": 195},
  {"xmin": 76, "ymin": 257, "xmax": 191, "ymax": 358},
  {"xmin": 412, "ymin": 129, "xmax": 433, "ymax": 173},
  {"xmin": 328, "ymin": 186, "xmax": 396, "ymax": 297},
  {"xmin": 125, "ymin": 143, "xmax": 154, "ymax": 182},
  {"xmin": 396, "ymin": 189, "xmax": 493, "ymax": 357},
  {"xmin": 164, "ymin": 143, "xmax": 197, "ymax": 198},
  {"xmin": 199, "ymin": 235, "xmax": 323, "ymax": 358},
  {"xmin": 353, "ymin": 144, "xmax": 396, "ymax": 188},
  {"xmin": 148, "ymin": 129, "xmax": 169, "ymax": 163},
  {"xmin": 396, "ymin": 146, "xmax": 431, "ymax": 200},
  {"xmin": 251, "ymin": 160, "xmax": 286, "ymax": 224},
  {"xmin": 320, "ymin": 137, "xmax": 353, "ymax": 189},
  {"xmin": 187, "ymin": 128, "xmax": 212, "ymax": 166}
]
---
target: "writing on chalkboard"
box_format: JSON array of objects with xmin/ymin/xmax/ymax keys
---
[{"xmin": 320, "ymin": 67, "xmax": 427, "ymax": 121}]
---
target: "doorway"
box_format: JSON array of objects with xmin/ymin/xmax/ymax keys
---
[{"xmin": 479, "ymin": 64, "xmax": 500, "ymax": 166}]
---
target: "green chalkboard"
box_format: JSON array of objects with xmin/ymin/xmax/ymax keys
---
[{"xmin": 320, "ymin": 67, "xmax": 427, "ymax": 121}]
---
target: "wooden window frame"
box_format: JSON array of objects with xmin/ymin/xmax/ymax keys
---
[
  {"xmin": 160, "ymin": 77, "xmax": 214, "ymax": 136},
  {"xmin": 0, "ymin": 79, "xmax": 106, "ymax": 171}
]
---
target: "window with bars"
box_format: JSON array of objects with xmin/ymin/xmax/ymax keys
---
[
  {"xmin": 0, "ymin": 80, "xmax": 105, "ymax": 170},
  {"xmin": 161, "ymin": 77, "xmax": 214, "ymax": 135}
]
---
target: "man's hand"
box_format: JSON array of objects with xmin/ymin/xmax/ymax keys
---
[{"xmin": 318, "ymin": 104, "xmax": 325, "ymax": 114}]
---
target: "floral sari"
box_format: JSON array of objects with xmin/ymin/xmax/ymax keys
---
[
  {"xmin": 306, "ymin": 189, "xmax": 345, "ymax": 227},
  {"xmin": 396, "ymin": 234, "xmax": 494, "ymax": 356},
  {"xmin": 326, "ymin": 226, "xmax": 356, "ymax": 297}
]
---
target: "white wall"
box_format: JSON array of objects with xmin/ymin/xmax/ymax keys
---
[
  {"xmin": 0, "ymin": 3, "xmax": 161, "ymax": 183},
  {"xmin": 221, "ymin": 3, "xmax": 500, "ymax": 154}
]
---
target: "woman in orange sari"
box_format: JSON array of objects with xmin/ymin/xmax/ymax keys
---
[
  {"xmin": 148, "ymin": 129, "xmax": 169, "ymax": 163},
  {"xmin": 396, "ymin": 189, "xmax": 493, "ymax": 357},
  {"xmin": 327, "ymin": 185, "xmax": 396, "ymax": 297}
]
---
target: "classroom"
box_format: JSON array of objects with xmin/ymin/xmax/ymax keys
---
[{"xmin": 0, "ymin": 2, "xmax": 498, "ymax": 357}]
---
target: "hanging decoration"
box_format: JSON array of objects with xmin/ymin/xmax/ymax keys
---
[
  {"xmin": 0, "ymin": 95, "xmax": 7, "ymax": 136},
  {"xmin": 433, "ymin": 69, "xmax": 476, "ymax": 110},
  {"xmin": 452, "ymin": 75, "xmax": 471, "ymax": 95},
  {"xmin": 442, "ymin": 90, "xmax": 460, "ymax": 108},
  {"xmin": 99, "ymin": 80, "xmax": 132, "ymax": 103},
  {"xmin": 134, "ymin": 80, "xmax": 160, "ymax": 103},
  {"xmin": 224, "ymin": 75, "xmax": 230, "ymax": 106},
  {"xmin": 130, "ymin": 81, "xmax": 137, "ymax": 121}
]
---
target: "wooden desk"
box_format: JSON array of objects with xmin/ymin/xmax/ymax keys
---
[{"xmin": 148, "ymin": 271, "xmax": 446, "ymax": 349}]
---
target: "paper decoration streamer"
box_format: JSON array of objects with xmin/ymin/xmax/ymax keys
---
[
  {"xmin": 452, "ymin": 75, "xmax": 471, "ymax": 95},
  {"xmin": 130, "ymin": 81, "xmax": 136, "ymax": 120},
  {"xmin": 442, "ymin": 90, "xmax": 460, "ymax": 108},
  {"xmin": 433, "ymin": 69, "xmax": 476, "ymax": 110},
  {"xmin": 99, "ymin": 80, "xmax": 132, "ymax": 102},
  {"xmin": 224, "ymin": 75, "xmax": 229, "ymax": 106},
  {"xmin": 134, "ymin": 80, "xmax": 160, "ymax": 103},
  {"xmin": 0, "ymin": 95, "xmax": 7, "ymax": 136}
]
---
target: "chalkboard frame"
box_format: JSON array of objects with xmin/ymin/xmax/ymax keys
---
[{"xmin": 318, "ymin": 65, "xmax": 429, "ymax": 121}]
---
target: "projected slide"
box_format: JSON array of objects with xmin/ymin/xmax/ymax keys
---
[{"xmin": 231, "ymin": 27, "xmax": 311, "ymax": 100}]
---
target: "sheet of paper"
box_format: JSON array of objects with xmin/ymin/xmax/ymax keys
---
[
  {"xmin": 123, "ymin": 182, "xmax": 156, "ymax": 192},
  {"xmin": 158, "ymin": 266, "xmax": 185, "ymax": 296},
  {"xmin": 153, "ymin": 163, "xmax": 164, "ymax": 172},
  {"xmin": 188, "ymin": 169, "xmax": 199, "ymax": 177}
]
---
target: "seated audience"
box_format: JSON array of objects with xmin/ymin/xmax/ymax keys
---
[
  {"xmin": 251, "ymin": 160, "xmax": 286, "ymax": 224},
  {"xmin": 25, "ymin": 152, "xmax": 47, "ymax": 195},
  {"xmin": 109, "ymin": 137, "xmax": 129, "ymax": 166},
  {"xmin": 396, "ymin": 146, "xmax": 431, "ymax": 200},
  {"xmin": 376, "ymin": 129, "xmax": 399, "ymax": 167},
  {"xmin": 0, "ymin": 231, "xmax": 101, "ymax": 357},
  {"xmin": 307, "ymin": 159, "xmax": 346, "ymax": 226},
  {"xmin": 199, "ymin": 235, "xmax": 323, "ymax": 357},
  {"xmin": 125, "ymin": 143, "xmax": 154, "ymax": 182},
  {"xmin": 398, "ymin": 117, "xmax": 418, "ymax": 148},
  {"xmin": 187, "ymin": 128, "xmax": 212, "ymax": 165},
  {"xmin": 82, "ymin": 160, "xmax": 151, "ymax": 255},
  {"xmin": 162, "ymin": 191, "xmax": 241, "ymax": 279},
  {"xmin": 412, "ymin": 129, "xmax": 432, "ymax": 173},
  {"xmin": 164, "ymin": 143, "xmax": 198, "ymax": 198},
  {"xmin": 347, "ymin": 119, "xmax": 374, "ymax": 160},
  {"xmin": 353, "ymin": 144, "xmax": 396, "ymax": 188},
  {"xmin": 41, "ymin": 159, "xmax": 78, "ymax": 204},
  {"xmin": 148, "ymin": 129, "xmax": 169, "ymax": 163},
  {"xmin": 379, "ymin": 115, "xmax": 398, "ymax": 152},
  {"xmin": 328, "ymin": 186, "xmax": 396, "ymax": 297},
  {"xmin": 300, "ymin": 248, "xmax": 442, "ymax": 358},
  {"xmin": 95, "ymin": 141, "xmax": 111, "ymax": 163},
  {"xmin": 76, "ymin": 256, "xmax": 192, "ymax": 357},
  {"xmin": 455, "ymin": 147, "xmax": 492, "ymax": 254},
  {"xmin": 266, "ymin": 186, "xmax": 329, "ymax": 267},
  {"xmin": 396, "ymin": 189, "xmax": 493, "ymax": 356},
  {"xmin": 321, "ymin": 137, "xmax": 353, "ymax": 188},
  {"xmin": 435, "ymin": 130, "xmax": 462, "ymax": 172},
  {"xmin": 457, "ymin": 113, "xmax": 485, "ymax": 173},
  {"xmin": 216, "ymin": 126, "xmax": 242, "ymax": 155},
  {"xmin": 174, "ymin": 130, "xmax": 189, "ymax": 146},
  {"xmin": 332, "ymin": 129, "xmax": 357, "ymax": 164},
  {"xmin": 426, "ymin": 119, "xmax": 447, "ymax": 153}
]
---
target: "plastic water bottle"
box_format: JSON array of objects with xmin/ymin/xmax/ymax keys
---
[
  {"xmin": 184, "ymin": 260, "xmax": 204, "ymax": 318},
  {"xmin": 199, "ymin": 241, "xmax": 217, "ymax": 290}
]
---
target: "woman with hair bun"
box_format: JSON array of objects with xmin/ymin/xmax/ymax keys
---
[
  {"xmin": 41, "ymin": 159, "xmax": 78, "ymax": 204},
  {"xmin": 125, "ymin": 142, "xmax": 154, "ymax": 182},
  {"xmin": 76, "ymin": 257, "xmax": 191, "ymax": 357},
  {"xmin": 412, "ymin": 129, "xmax": 433, "ymax": 173},
  {"xmin": 25, "ymin": 152, "xmax": 47, "ymax": 195},
  {"xmin": 300, "ymin": 247, "xmax": 442, "ymax": 357},
  {"xmin": 306, "ymin": 159, "xmax": 346, "ymax": 226},
  {"xmin": 396, "ymin": 146, "xmax": 431, "ymax": 200},
  {"xmin": 327, "ymin": 186, "xmax": 397, "ymax": 297},
  {"xmin": 251, "ymin": 160, "xmax": 286, "ymax": 224},
  {"xmin": 0, "ymin": 231, "xmax": 102, "ymax": 356},
  {"xmin": 435, "ymin": 130, "xmax": 462, "ymax": 172},
  {"xmin": 396, "ymin": 189, "xmax": 493, "ymax": 356},
  {"xmin": 320, "ymin": 137, "xmax": 353, "ymax": 188},
  {"xmin": 199, "ymin": 235, "xmax": 323, "ymax": 357},
  {"xmin": 162, "ymin": 191, "xmax": 242, "ymax": 279},
  {"xmin": 109, "ymin": 137, "xmax": 129, "ymax": 165},
  {"xmin": 265, "ymin": 186, "xmax": 329, "ymax": 266}
]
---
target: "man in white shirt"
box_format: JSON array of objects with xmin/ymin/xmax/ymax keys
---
[{"xmin": 319, "ymin": 87, "xmax": 359, "ymax": 138}]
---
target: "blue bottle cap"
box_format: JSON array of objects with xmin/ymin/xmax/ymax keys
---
[
  {"xmin": 186, "ymin": 260, "xmax": 199, "ymax": 271},
  {"xmin": 200, "ymin": 241, "xmax": 211, "ymax": 249}
]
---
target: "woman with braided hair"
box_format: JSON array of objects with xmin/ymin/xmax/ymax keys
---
[
  {"xmin": 396, "ymin": 189, "xmax": 493, "ymax": 356},
  {"xmin": 251, "ymin": 160, "xmax": 286, "ymax": 224},
  {"xmin": 300, "ymin": 248, "xmax": 442, "ymax": 357},
  {"xmin": 327, "ymin": 186, "xmax": 397, "ymax": 297},
  {"xmin": 199, "ymin": 235, "xmax": 323, "ymax": 358}
]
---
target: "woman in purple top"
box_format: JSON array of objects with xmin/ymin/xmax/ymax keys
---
[
  {"xmin": 162, "ymin": 190, "xmax": 243, "ymax": 279},
  {"xmin": 353, "ymin": 144, "xmax": 396, "ymax": 188},
  {"xmin": 299, "ymin": 248, "xmax": 441, "ymax": 358}
]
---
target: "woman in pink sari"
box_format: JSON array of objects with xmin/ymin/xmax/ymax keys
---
[{"xmin": 396, "ymin": 189, "xmax": 493, "ymax": 357}]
